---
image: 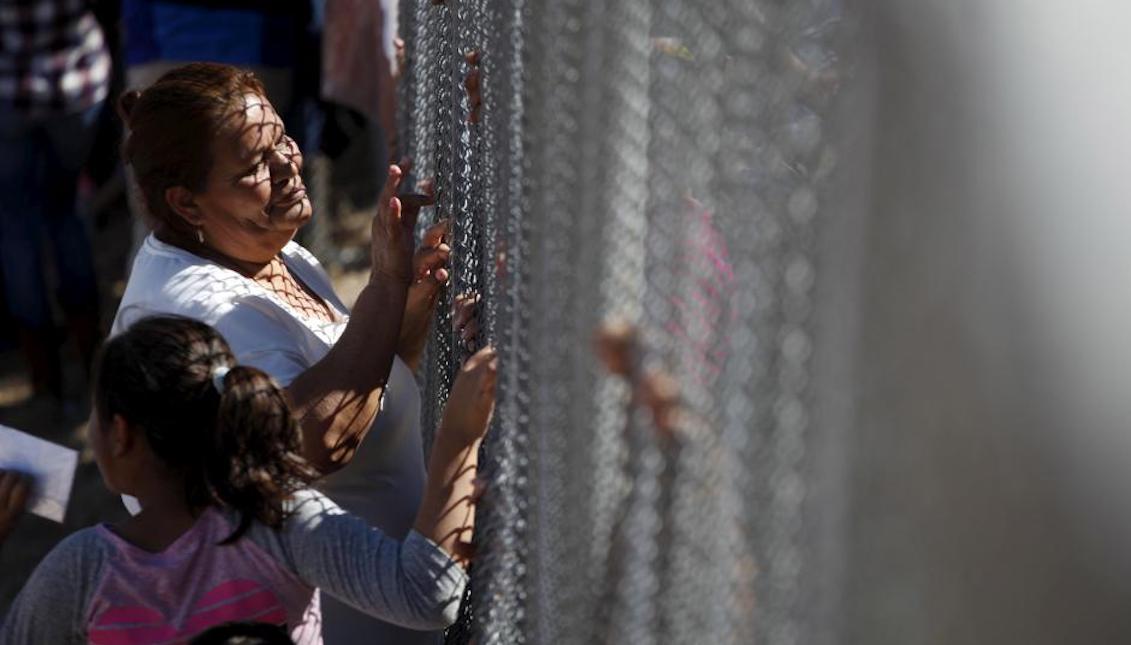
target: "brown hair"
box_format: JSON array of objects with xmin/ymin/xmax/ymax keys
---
[
  {"xmin": 94, "ymin": 315, "xmax": 318, "ymax": 543},
  {"xmin": 118, "ymin": 62, "xmax": 266, "ymax": 236}
]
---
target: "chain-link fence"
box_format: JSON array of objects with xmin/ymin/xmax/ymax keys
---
[{"xmin": 400, "ymin": 1, "xmax": 852, "ymax": 642}]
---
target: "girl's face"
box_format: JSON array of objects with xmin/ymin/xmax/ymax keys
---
[{"xmin": 187, "ymin": 93, "xmax": 312, "ymax": 264}]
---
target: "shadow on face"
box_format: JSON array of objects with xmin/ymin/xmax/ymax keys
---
[{"xmin": 181, "ymin": 93, "xmax": 313, "ymax": 264}]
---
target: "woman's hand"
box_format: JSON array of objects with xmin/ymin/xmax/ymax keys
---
[
  {"xmin": 370, "ymin": 160, "xmax": 435, "ymax": 286},
  {"xmin": 0, "ymin": 470, "xmax": 29, "ymax": 546},
  {"xmin": 440, "ymin": 346, "xmax": 498, "ymax": 445},
  {"xmin": 399, "ymin": 215, "xmax": 451, "ymax": 370}
]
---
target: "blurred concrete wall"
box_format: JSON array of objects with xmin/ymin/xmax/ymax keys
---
[{"xmin": 822, "ymin": 1, "xmax": 1131, "ymax": 643}]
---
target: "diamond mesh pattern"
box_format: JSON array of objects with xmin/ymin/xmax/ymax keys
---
[{"xmin": 399, "ymin": 0, "xmax": 850, "ymax": 642}]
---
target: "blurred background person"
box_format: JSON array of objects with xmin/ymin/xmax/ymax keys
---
[
  {"xmin": 0, "ymin": 0, "xmax": 110, "ymax": 402},
  {"xmin": 320, "ymin": 0, "xmax": 397, "ymax": 198}
]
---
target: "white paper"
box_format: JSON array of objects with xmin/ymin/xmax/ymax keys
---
[{"xmin": 0, "ymin": 424, "xmax": 78, "ymax": 523}]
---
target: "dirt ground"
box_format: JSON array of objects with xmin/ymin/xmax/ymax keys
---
[{"xmin": 0, "ymin": 181, "xmax": 373, "ymax": 614}]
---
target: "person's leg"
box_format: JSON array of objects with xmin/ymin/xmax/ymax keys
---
[
  {"xmin": 41, "ymin": 105, "xmax": 104, "ymax": 375},
  {"xmin": 0, "ymin": 113, "xmax": 61, "ymax": 396}
]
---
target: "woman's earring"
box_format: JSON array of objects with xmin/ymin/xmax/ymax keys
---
[{"xmin": 196, "ymin": 228, "xmax": 205, "ymax": 245}]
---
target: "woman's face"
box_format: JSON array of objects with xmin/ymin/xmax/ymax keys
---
[{"xmin": 192, "ymin": 93, "xmax": 312, "ymax": 263}]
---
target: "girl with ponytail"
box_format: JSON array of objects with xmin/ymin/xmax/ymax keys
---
[{"xmin": 0, "ymin": 316, "xmax": 497, "ymax": 644}]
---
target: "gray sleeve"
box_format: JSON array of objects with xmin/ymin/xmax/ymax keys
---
[
  {"xmin": 246, "ymin": 489, "xmax": 467, "ymax": 631},
  {"xmin": 0, "ymin": 529, "xmax": 107, "ymax": 644}
]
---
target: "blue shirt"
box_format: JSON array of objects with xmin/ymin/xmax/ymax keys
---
[{"xmin": 123, "ymin": 0, "xmax": 305, "ymax": 68}]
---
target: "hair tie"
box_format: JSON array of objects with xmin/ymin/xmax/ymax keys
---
[
  {"xmin": 117, "ymin": 89, "xmax": 142, "ymax": 123},
  {"xmin": 212, "ymin": 365, "xmax": 231, "ymax": 393}
]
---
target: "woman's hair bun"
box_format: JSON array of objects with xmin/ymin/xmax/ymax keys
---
[{"xmin": 117, "ymin": 89, "xmax": 142, "ymax": 122}]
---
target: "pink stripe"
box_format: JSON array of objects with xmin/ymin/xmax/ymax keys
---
[
  {"xmin": 88, "ymin": 580, "xmax": 287, "ymax": 644},
  {"xmin": 89, "ymin": 624, "xmax": 178, "ymax": 645}
]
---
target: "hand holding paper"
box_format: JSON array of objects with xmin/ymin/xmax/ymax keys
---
[{"xmin": 0, "ymin": 424, "xmax": 78, "ymax": 523}]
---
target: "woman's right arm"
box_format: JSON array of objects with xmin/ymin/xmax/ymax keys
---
[{"xmin": 283, "ymin": 164, "xmax": 426, "ymax": 474}]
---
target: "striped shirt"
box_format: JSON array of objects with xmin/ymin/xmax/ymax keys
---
[{"xmin": 0, "ymin": 0, "xmax": 112, "ymax": 115}]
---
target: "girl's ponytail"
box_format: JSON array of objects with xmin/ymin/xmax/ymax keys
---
[
  {"xmin": 94, "ymin": 316, "xmax": 317, "ymax": 544},
  {"xmin": 209, "ymin": 365, "xmax": 318, "ymax": 543}
]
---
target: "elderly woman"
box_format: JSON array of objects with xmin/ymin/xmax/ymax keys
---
[{"xmin": 111, "ymin": 62, "xmax": 466, "ymax": 645}]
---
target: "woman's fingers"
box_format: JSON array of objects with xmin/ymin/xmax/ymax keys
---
[
  {"xmin": 396, "ymin": 193, "xmax": 432, "ymax": 236},
  {"xmin": 397, "ymin": 156, "xmax": 415, "ymax": 178},
  {"xmin": 397, "ymin": 192, "xmax": 434, "ymax": 212},
  {"xmin": 375, "ymin": 164, "xmax": 406, "ymax": 234},
  {"xmin": 422, "ymin": 218, "xmax": 450, "ymax": 248},
  {"xmin": 414, "ymin": 245, "xmax": 451, "ymax": 279},
  {"xmin": 402, "ymin": 221, "xmax": 451, "ymax": 324},
  {"xmin": 378, "ymin": 162, "xmax": 405, "ymax": 214},
  {"xmin": 386, "ymin": 195, "xmax": 402, "ymax": 232},
  {"xmin": 371, "ymin": 186, "xmax": 416, "ymax": 283},
  {"xmin": 378, "ymin": 157, "xmax": 416, "ymax": 221},
  {"xmin": 413, "ymin": 218, "xmax": 451, "ymax": 290},
  {"xmin": 408, "ymin": 248, "xmax": 450, "ymax": 311}
]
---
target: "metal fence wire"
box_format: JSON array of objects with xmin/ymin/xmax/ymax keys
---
[{"xmin": 399, "ymin": 0, "xmax": 851, "ymax": 642}]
